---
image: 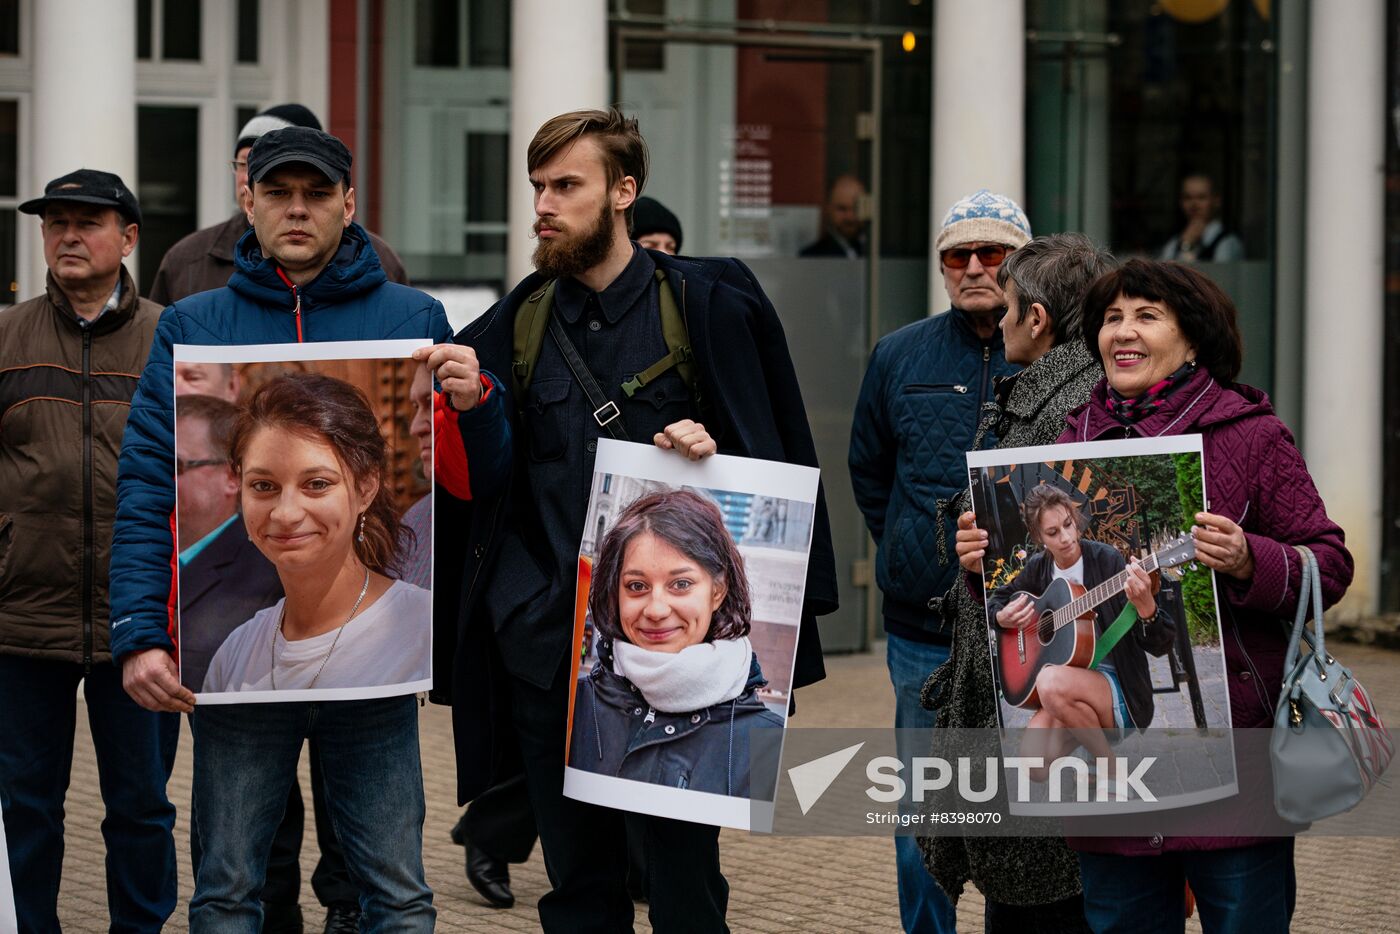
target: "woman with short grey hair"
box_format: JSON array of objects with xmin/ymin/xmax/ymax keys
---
[{"xmin": 919, "ymin": 232, "xmax": 1116, "ymax": 933}]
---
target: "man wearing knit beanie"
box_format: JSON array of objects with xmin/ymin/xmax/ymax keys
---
[
  {"xmin": 849, "ymin": 189, "xmax": 1029, "ymax": 934},
  {"xmin": 147, "ymin": 103, "xmax": 407, "ymax": 306},
  {"xmin": 630, "ymin": 196, "xmax": 683, "ymax": 254}
]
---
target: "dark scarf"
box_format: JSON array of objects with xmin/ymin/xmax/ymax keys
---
[{"xmin": 1104, "ymin": 360, "xmax": 1198, "ymax": 424}]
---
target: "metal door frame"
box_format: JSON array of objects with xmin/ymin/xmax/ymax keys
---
[
  {"xmin": 610, "ymin": 27, "xmax": 883, "ymax": 358},
  {"xmin": 611, "ymin": 28, "xmax": 884, "ymax": 650}
]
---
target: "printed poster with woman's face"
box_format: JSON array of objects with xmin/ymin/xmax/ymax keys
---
[
  {"xmin": 172, "ymin": 340, "xmax": 434, "ymax": 704},
  {"xmin": 563, "ymin": 440, "xmax": 819, "ymax": 831},
  {"xmin": 967, "ymin": 435, "xmax": 1237, "ymax": 815}
]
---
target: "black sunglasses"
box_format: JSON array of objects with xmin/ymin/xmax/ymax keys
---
[{"xmin": 940, "ymin": 245, "xmax": 1011, "ymax": 269}]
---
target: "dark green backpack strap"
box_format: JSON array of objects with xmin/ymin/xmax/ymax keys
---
[
  {"xmin": 621, "ymin": 270, "xmax": 702, "ymax": 412},
  {"xmin": 511, "ymin": 279, "xmax": 556, "ymax": 403}
]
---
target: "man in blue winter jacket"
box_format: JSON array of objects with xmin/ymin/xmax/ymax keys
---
[
  {"xmin": 109, "ymin": 126, "xmax": 510, "ymax": 928},
  {"xmin": 848, "ymin": 189, "xmax": 1030, "ymax": 934}
]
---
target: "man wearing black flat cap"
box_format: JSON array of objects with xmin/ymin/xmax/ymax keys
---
[
  {"xmin": 149, "ymin": 103, "xmax": 408, "ymax": 306},
  {"xmin": 0, "ymin": 169, "xmax": 179, "ymax": 931}
]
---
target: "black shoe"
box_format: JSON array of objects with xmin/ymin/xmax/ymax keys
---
[
  {"xmin": 322, "ymin": 902, "xmax": 361, "ymax": 934},
  {"xmin": 450, "ymin": 819, "xmax": 514, "ymax": 909},
  {"xmin": 261, "ymin": 902, "xmax": 304, "ymax": 934}
]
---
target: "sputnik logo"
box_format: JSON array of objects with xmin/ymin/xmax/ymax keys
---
[{"xmin": 786, "ymin": 742, "xmax": 865, "ymax": 815}]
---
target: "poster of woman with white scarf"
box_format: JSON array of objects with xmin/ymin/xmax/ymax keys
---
[{"xmin": 564, "ymin": 440, "xmax": 818, "ymax": 831}]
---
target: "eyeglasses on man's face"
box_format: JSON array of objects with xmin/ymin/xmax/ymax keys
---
[{"xmin": 177, "ymin": 458, "xmax": 226, "ymax": 475}]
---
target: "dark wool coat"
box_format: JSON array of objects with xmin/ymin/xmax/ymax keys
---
[
  {"xmin": 569, "ymin": 654, "xmax": 784, "ymax": 798},
  {"xmin": 916, "ymin": 338, "xmax": 1101, "ymax": 907},
  {"xmin": 445, "ymin": 250, "xmax": 839, "ymax": 803},
  {"xmin": 1061, "ymin": 370, "xmax": 1353, "ymax": 856}
]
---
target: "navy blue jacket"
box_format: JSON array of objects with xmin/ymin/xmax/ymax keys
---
[
  {"xmin": 569, "ymin": 653, "xmax": 784, "ymax": 798},
  {"xmin": 848, "ymin": 308, "xmax": 1018, "ymax": 642},
  {"xmin": 446, "ymin": 251, "xmax": 839, "ymax": 802},
  {"xmin": 109, "ymin": 223, "xmax": 509, "ymax": 662}
]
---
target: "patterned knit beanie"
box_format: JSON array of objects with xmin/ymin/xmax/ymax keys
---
[{"xmin": 935, "ymin": 189, "xmax": 1032, "ymax": 253}]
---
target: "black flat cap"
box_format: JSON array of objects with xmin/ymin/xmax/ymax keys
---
[
  {"xmin": 247, "ymin": 127, "xmax": 352, "ymax": 186},
  {"xmin": 19, "ymin": 169, "xmax": 142, "ymax": 227}
]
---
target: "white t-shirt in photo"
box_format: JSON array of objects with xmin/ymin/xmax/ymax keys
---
[
  {"xmin": 1052, "ymin": 555, "xmax": 1085, "ymax": 587},
  {"xmin": 202, "ymin": 579, "xmax": 430, "ymax": 693}
]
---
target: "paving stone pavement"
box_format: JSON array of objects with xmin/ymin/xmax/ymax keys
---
[{"xmin": 50, "ymin": 644, "xmax": 1400, "ymax": 932}]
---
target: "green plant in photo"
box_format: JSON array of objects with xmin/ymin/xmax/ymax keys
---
[{"xmin": 1172, "ymin": 451, "xmax": 1218, "ymax": 646}]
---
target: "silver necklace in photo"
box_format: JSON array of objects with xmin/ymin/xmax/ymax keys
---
[{"xmin": 270, "ymin": 568, "xmax": 372, "ymax": 690}]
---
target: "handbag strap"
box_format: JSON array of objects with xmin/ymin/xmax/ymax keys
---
[
  {"xmin": 547, "ymin": 314, "xmax": 629, "ymax": 442},
  {"xmin": 1283, "ymin": 545, "xmax": 1326, "ymax": 675}
]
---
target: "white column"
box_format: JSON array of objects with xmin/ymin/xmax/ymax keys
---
[
  {"xmin": 506, "ymin": 0, "xmax": 608, "ymax": 287},
  {"xmin": 29, "ymin": 0, "xmax": 137, "ymax": 294},
  {"xmin": 199, "ymin": 0, "xmax": 236, "ymax": 228},
  {"xmin": 929, "ymin": 0, "xmax": 1024, "ymax": 302},
  {"xmin": 1304, "ymin": 0, "xmax": 1385, "ymax": 618}
]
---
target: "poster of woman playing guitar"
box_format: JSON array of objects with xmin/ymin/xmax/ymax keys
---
[{"xmin": 967, "ymin": 435, "xmax": 1235, "ymax": 812}]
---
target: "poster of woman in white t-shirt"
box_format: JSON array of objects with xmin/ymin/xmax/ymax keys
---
[{"xmin": 177, "ymin": 343, "xmax": 433, "ymax": 704}]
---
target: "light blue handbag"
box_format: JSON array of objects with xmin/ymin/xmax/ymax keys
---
[{"xmin": 1271, "ymin": 546, "xmax": 1392, "ymax": 823}]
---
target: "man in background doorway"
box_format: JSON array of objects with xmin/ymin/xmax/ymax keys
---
[
  {"xmin": 1159, "ymin": 173, "xmax": 1243, "ymax": 262},
  {"xmin": 800, "ymin": 173, "xmax": 867, "ymax": 258}
]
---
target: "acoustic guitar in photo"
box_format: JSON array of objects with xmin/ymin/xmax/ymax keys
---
[{"xmin": 994, "ymin": 534, "xmax": 1196, "ymax": 709}]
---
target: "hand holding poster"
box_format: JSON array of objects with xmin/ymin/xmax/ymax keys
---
[
  {"xmin": 564, "ymin": 440, "xmax": 818, "ymax": 830},
  {"xmin": 173, "ymin": 340, "xmax": 433, "ymax": 704},
  {"xmin": 967, "ymin": 435, "xmax": 1236, "ymax": 814}
]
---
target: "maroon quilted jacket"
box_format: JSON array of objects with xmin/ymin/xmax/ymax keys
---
[{"xmin": 1060, "ymin": 370, "xmax": 1353, "ymax": 855}]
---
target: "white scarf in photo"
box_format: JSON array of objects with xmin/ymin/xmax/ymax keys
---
[{"xmin": 611, "ymin": 636, "xmax": 754, "ymax": 714}]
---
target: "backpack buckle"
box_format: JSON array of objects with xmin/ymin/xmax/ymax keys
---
[{"xmin": 593, "ymin": 401, "xmax": 621, "ymax": 427}]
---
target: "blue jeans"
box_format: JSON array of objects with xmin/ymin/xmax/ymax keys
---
[
  {"xmin": 0, "ymin": 655, "xmax": 179, "ymax": 932},
  {"xmin": 188, "ymin": 696, "xmax": 433, "ymax": 932},
  {"xmin": 1078, "ymin": 839, "xmax": 1296, "ymax": 934},
  {"xmin": 886, "ymin": 633, "xmax": 957, "ymax": 934}
]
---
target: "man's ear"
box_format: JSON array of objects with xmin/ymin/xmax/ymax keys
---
[
  {"xmin": 241, "ymin": 185, "xmax": 255, "ymax": 225},
  {"xmin": 614, "ymin": 175, "xmax": 637, "ymax": 215},
  {"xmin": 121, "ymin": 223, "xmax": 139, "ymax": 258},
  {"xmin": 343, "ymin": 186, "xmax": 357, "ymax": 228}
]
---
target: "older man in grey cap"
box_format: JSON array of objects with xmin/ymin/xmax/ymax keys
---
[
  {"xmin": 148, "ymin": 103, "xmax": 407, "ymax": 306},
  {"xmin": 0, "ymin": 169, "xmax": 177, "ymax": 931},
  {"xmin": 849, "ymin": 189, "xmax": 1031, "ymax": 934}
]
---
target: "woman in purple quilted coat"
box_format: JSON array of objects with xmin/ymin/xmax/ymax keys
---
[{"xmin": 1058, "ymin": 259, "xmax": 1353, "ymax": 933}]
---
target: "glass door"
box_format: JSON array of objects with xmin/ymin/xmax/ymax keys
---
[{"xmin": 613, "ymin": 27, "xmax": 882, "ymax": 651}]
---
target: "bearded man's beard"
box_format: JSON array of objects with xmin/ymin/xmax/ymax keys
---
[{"xmin": 533, "ymin": 198, "xmax": 616, "ymax": 280}]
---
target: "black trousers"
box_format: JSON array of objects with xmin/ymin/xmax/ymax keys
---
[
  {"xmin": 509, "ymin": 658, "xmax": 729, "ymax": 933},
  {"xmin": 459, "ymin": 771, "xmax": 538, "ymax": 864},
  {"xmin": 190, "ymin": 717, "xmax": 357, "ymax": 907},
  {"xmin": 984, "ymin": 892, "xmax": 1092, "ymax": 934}
]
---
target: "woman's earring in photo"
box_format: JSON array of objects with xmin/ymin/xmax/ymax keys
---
[{"xmin": 357, "ymin": 513, "xmax": 367, "ymax": 543}]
